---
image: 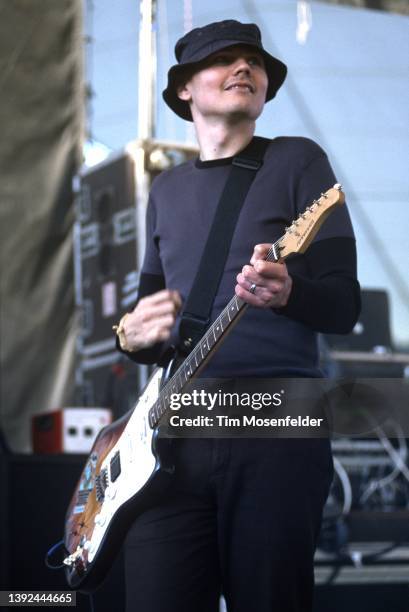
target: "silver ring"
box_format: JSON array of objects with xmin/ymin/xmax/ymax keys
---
[{"xmin": 249, "ymin": 283, "xmax": 257, "ymax": 294}]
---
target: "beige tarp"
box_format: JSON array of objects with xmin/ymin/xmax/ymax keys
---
[{"xmin": 0, "ymin": 0, "xmax": 84, "ymax": 451}]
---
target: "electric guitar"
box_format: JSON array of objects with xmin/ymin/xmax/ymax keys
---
[{"xmin": 63, "ymin": 184, "xmax": 345, "ymax": 592}]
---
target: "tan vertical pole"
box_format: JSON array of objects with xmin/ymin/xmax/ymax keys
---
[
  {"xmin": 136, "ymin": 0, "xmax": 157, "ymax": 267},
  {"xmin": 138, "ymin": 0, "xmax": 157, "ymax": 140},
  {"xmin": 135, "ymin": 0, "xmax": 157, "ymax": 387}
]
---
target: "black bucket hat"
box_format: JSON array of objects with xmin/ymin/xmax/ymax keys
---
[{"xmin": 162, "ymin": 19, "xmax": 287, "ymax": 121}]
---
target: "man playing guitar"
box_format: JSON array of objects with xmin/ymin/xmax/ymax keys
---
[{"xmin": 116, "ymin": 19, "xmax": 360, "ymax": 612}]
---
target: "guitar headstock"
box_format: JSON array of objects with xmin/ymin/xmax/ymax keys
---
[{"xmin": 278, "ymin": 184, "xmax": 345, "ymax": 259}]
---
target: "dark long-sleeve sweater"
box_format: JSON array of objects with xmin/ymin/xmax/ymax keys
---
[{"xmin": 119, "ymin": 137, "xmax": 360, "ymax": 377}]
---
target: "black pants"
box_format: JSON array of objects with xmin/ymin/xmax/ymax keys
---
[{"xmin": 124, "ymin": 437, "xmax": 333, "ymax": 612}]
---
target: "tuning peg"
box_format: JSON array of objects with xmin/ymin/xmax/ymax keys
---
[
  {"xmin": 334, "ymin": 183, "xmax": 342, "ymax": 190},
  {"xmin": 320, "ymin": 192, "xmax": 328, "ymax": 199}
]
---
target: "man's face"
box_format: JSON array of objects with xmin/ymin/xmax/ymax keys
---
[{"xmin": 177, "ymin": 45, "xmax": 269, "ymax": 123}]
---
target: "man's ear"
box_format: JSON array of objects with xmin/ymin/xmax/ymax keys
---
[{"xmin": 177, "ymin": 82, "xmax": 191, "ymax": 102}]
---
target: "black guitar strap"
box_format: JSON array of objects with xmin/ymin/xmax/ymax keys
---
[{"xmin": 179, "ymin": 136, "xmax": 271, "ymax": 354}]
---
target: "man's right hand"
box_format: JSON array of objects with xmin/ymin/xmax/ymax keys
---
[{"xmin": 120, "ymin": 289, "xmax": 182, "ymax": 352}]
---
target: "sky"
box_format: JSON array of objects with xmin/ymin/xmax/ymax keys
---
[{"xmin": 83, "ymin": 0, "xmax": 409, "ymax": 348}]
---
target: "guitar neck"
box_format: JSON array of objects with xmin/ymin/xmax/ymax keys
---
[{"xmin": 148, "ymin": 242, "xmax": 282, "ymax": 428}]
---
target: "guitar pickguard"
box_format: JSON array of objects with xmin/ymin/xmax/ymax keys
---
[{"xmin": 64, "ymin": 367, "xmax": 166, "ymax": 588}]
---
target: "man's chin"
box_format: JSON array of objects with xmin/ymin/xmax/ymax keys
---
[
  {"xmin": 193, "ymin": 102, "xmax": 263, "ymax": 123},
  {"xmin": 224, "ymin": 105, "xmax": 263, "ymax": 123}
]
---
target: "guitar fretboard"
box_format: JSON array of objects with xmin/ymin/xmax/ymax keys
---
[{"xmin": 147, "ymin": 241, "xmax": 282, "ymax": 428}]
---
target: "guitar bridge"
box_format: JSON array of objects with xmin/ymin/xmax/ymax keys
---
[{"xmin": 63, "ymin": 545, "xmax": 84, "ymax": 568}]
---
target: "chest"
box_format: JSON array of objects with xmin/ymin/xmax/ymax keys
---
[{"xmin": 154, "ymin": 168, "xmax": 294, "ymax": 278}]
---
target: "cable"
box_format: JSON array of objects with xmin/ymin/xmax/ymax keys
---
[
  {"xmin": 364, "ymin": 412, "xmax": 409, "ymax": 482},
  {"xmin": 46, "ymin": 541, "xmax": 95, "ymax": 612},
  {"xmin": 359, "ymin": 418, "xmax": 408, "ymax": 505},
  {"xmin": 333, "ymin": 456, "xmax": 353, "ymax": 514},
  {"xmin": 324, "ymin": 537, "xmax": 409, "ymax": 585},
  {"xmin": 44, "ymin": 540, "xmax": 68, "ymax": 571}
]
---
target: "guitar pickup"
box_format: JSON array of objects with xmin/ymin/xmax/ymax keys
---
[
  {"xmin": 95, "ymin": 468, "xmax": 108, "ymax": 502},
  {"xmin": 110, "ymin": 451, "xmax": 121, "ymax": 483}
]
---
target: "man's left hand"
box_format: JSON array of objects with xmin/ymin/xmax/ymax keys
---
[{"xmin": 235, "ymin": 243, "xmax": 292, "ymax": 308}]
